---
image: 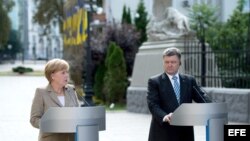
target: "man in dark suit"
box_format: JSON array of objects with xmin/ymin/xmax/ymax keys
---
[{"xmin": 147, "ymin": 47, "xmax": 212, "ymax": 141}]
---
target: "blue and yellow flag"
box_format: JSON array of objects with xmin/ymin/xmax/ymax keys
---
[
  {"xmin": 63, "ymin": 2, "xmax": 88, "ymax": 46},
  {"xmin": 78, "ymin": 8, "xmax": 88, "ymax": 44}
]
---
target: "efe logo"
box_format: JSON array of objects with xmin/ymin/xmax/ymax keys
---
[
  {"xmin": 224, "ymin": 125, "xmax": 249, "ymax": 141},
  {"xmin": 228, "ymin": 129, "xmax": 246, "ymax": 136}
]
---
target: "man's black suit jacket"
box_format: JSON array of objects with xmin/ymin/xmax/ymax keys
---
[{"xmin": 147, "ymin": 73, "xmax": 211, "ymax": 141}]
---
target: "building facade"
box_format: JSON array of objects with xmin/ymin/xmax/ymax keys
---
[{"xmin": 16, "ymin": 0, "xmax": 63, "ymax": 60}]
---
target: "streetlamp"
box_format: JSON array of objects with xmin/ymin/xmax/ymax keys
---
[
  {"xmin": 8, "ymin": 44, "xmax": 12, "ymax": 52},
  {"xmin": 46, "ymin": 37, "xmax": 51, "ymax": 61},
  {"xmin": 81, "ymin": 0, "xmax": 97, "ymax": 106},
  {"xmin": 8, "ymin": 44, "xmax": 12, "ymax": 62},
  {"xmin": 32, "ymin": 43, "xmax": 36, "ymax": 63},
  {"xmin": 197, "ymin": 12, "xmax": 206, "ymax": 86}
]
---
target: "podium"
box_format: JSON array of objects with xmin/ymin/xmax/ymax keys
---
[
  {"xmin": 40, "ymin": 106, "xmax": 105, "ymax": 141},
  {"xmin": 170, "ymin": 103, "xmax": 227, "ymax": 141}
]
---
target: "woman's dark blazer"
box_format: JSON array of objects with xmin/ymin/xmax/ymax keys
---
[{"xmin": 147, "ymin": 73, "xmax": 211, "ymax": 141}]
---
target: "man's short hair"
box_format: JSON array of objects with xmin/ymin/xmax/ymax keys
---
[{"xmin": 162, "ymin": 47, "xmax": 181, "ymax": 59}]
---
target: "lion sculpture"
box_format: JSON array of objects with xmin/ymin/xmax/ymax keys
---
[{"xmin": 147, "ymin": 7, "xmax": 192, "ymax": 41}]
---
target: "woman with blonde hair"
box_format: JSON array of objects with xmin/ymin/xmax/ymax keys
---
[{"xmin": 30, "ymin": 58, "xmax": 79, "ymax": 141}]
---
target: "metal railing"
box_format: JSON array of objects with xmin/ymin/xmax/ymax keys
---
[{"xmin": 182, "ymin": 39, "xmax": 250, "ymax": 88}]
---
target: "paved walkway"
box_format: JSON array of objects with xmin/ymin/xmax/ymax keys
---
[{"xmin": 0, "ymin": 62, "xmax": 206, "ymax": 141}]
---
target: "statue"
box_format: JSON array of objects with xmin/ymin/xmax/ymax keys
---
[
  {"xmin": 147, "ymin": 4, "xmax": 193, "ymax": 41},
  {"xmin": 152, "ymin": 0, "xmax": 172, "ymax": 21}
]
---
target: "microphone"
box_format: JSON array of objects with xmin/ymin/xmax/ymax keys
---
[
  {"xmin": 199, "ymin": 86, "xmax": 216, "ymax": 102},
  {"xmin": 67, "ymin": 88, "xmax": 90, "ymax": 106},
  {"xmin": 79, "ymin": 95, "xmax": 91, "ymax": 107},
  {"xmin": 193, "ymin": 85, "xmax": 207, "ymax": 103}
]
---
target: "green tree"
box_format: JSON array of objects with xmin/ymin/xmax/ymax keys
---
[
  {"xmin": 189, "ymin": 2, "xmax": 218, "ymax": 42},
  {"xmin": 189, "ymin": 0, "xmax": 250, "ymax": 88},
  {"xmin": 104, "ymin": 42, "xmax": 127, "ymax": 104},
  {"xmin": 223, "ymin": 0, "xmax": 248, "ymax": 49},
  {"xmin": 92, "ymin": 41, "xmax": 116, "ymax": 103},
  {"xmin": 0, "ymin": 0, "xmax": 14, "ymax": 49},
  {"xmin": 126, "ymin": 7, "xmax": 132, "ymax": 24},
  {"xmin": 105, "ymin": 41, "xmax": 116, "ymax": 66},
  {"xmin": 93, "ymin": 63, "xmax": 106, "ymax": 102},
  {"xmin": 33, "ymin": 0, "xmax": 64, "ymax": 33},
  {"xmin": 205, "ymin": 0, "xmax": 249, "ymax": 51},
  {"xmin": 102, "ymin": 42, "xmax": 116, "ymax": 101},
  {"xmin": 189, "ymin": 0, "xmax": 249, "ymax": 49},
  {"xmin": 121, "ymin": 5, "xmax": 128, "ymax": 24},
  {"xmin": 134, "ymin": 0, "xmax": 149, "ymax": 44},
  {"xmin": 219, "ymin": 0, "xmax": 249, "ymax": 71},
  {"xmin": 121, "ymin": 5, "xmax": 132, "ymax": 24}
]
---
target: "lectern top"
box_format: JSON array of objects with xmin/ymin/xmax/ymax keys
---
[
  {"xmin": 40, "ymin": 106, "xmax": 106, "ymax": 133},
  {"xmin": 170, "ymin": 103, "xmax": 228, "ymax": 126}
]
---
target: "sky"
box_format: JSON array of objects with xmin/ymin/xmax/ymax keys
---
[{"xmin": 8, "ymin": 0, "xmax": 19, "ymax": 30}]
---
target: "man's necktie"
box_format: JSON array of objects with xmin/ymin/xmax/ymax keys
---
[{"xmin": 172, "ymin": 75, "xmax": 180, "ymax": 104}]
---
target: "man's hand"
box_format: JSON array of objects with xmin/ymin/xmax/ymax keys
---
[{"xmin": 163, "ymin": 113, "xmax": 173, "ymax": 123}]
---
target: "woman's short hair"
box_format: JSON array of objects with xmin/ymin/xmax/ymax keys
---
[
  {"xmin": 162, "ymin": 47, "xmax": 181, "ymax": 59},
  {"xmin": 44, "ymin": 58, "xmax": 69, "ymax": 82}
]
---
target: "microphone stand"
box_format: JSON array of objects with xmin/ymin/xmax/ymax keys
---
[{"xmin": 193, "ymin": 86, "xmax": 207, "ymax": 103}]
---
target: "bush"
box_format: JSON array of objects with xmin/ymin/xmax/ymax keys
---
[
  {"xmin": 91, "ymin": 24, "xmax": 141, "ymax": 77},
  {"xmin": 93, "ymin": 63, "xmax": 106, "ymax": 101},
  {"xmin": 12, "ymin": 66, "xmax": 33, "ymax": 74},
  {"xmin": 103, "ymin": 42, "xmax": 128, "ymax": 104}
]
